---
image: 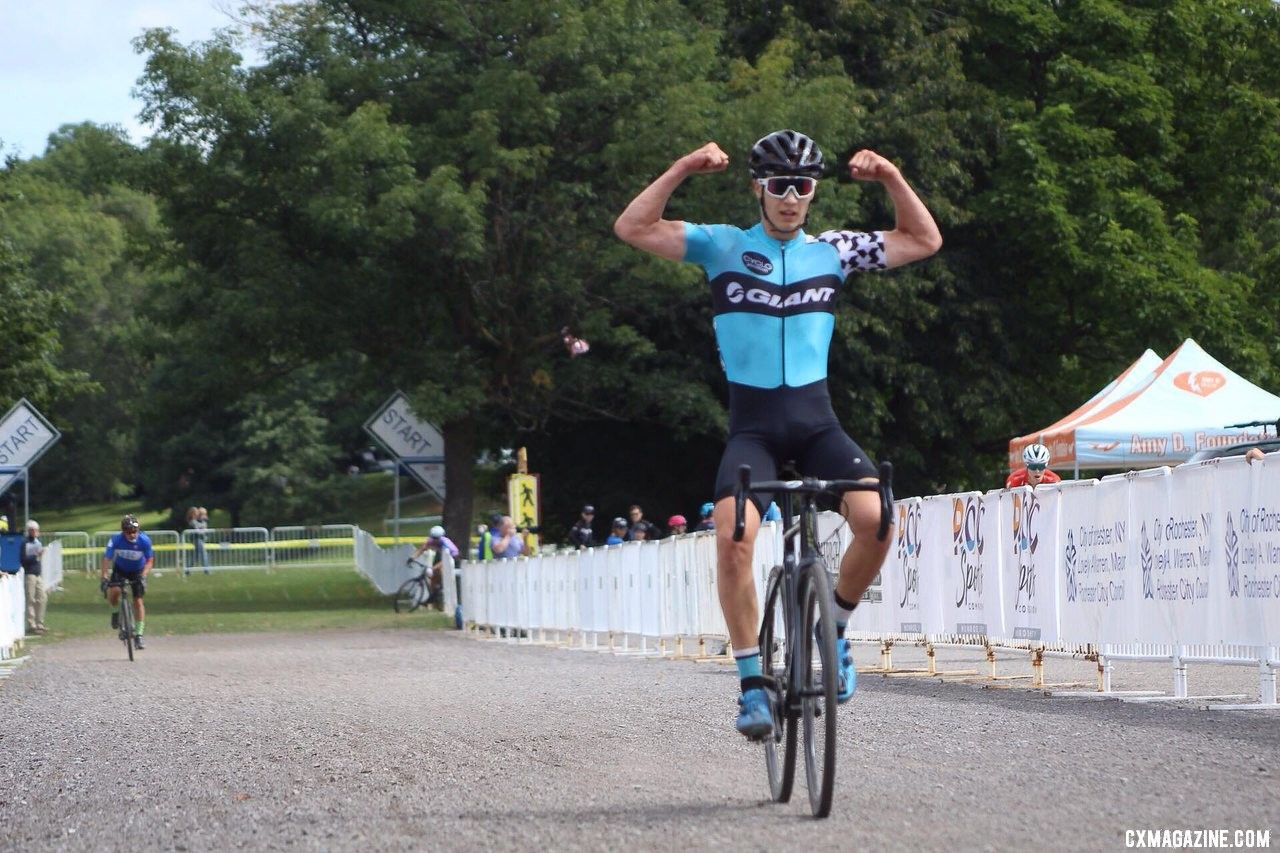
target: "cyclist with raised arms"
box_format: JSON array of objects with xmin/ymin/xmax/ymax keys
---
[
  {"xmin": 1006, "ymin": 442, "xmax": 1062, "ymax": 488},
  {"xmin": 100, "ymin": 514, "xmax": 154, "ymax": 649},
  {"xmin": 614, "ymin": 130, "xmax": 941, "ymax": 738}
]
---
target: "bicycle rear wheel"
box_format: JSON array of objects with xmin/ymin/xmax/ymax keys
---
[
  {"xmin": 798, "ymin": 560, "xmax": 838, "ymax": 817},
  {"xmin": 759, "ymin": 565, "xmax": 795, "ymax": 804},
  {"xmin": 119, "ymin": 595, "xmax": 135, "ymax": 662},
  {"xmin": 394, "ymin": 577, "xmax": 426, "ymax": 613}
]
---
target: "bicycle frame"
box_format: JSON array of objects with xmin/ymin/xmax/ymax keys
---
[
  {"xmin": 732, "ymin": 460, "xmax": 894, "ymax": 817},
  {"xmin": 107, "ymin": 578, "xmax": 137, "ymax": 661},
  {"xmin": 739, "ymin": 464, "xmax": 891, "ymax": 712}
]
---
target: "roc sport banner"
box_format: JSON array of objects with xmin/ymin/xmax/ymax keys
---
[{"xmin": 997, "ymin": 486, "xmax": 1060, "ymax": 645}]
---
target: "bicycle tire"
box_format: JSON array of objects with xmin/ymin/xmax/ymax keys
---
[
  {"xmin": 758, "ymin": 565, "xmax": 795, "ymax": 804},
  {"xmin": 798, "ymin": 560, "xmax": 838, "ymax": 818},
  {"xmin": 119, "ymin": 594, "xmax": 135, "ymax": 663},
  {"xmin": 394, "ymin": 577, "xmax": 426, "ymax": 613}
]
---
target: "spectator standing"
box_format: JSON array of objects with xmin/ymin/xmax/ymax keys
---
[
  {"xmin": 625, "ymin": 504, "xmax": 658, "ymax": 541},
  {"xmin": 21, "ymin": 519, "xmax": 47, "ymax": 635},
  {"xmin": 667, "ymin": 515, "xmax": 688, "ymax": 537},
  {"xmin": 185, "ymin": 506, "xmax": 211, "ymax": 575},
  {"xmin": 605, "ymin": 517, "xmax": 628, "ymax": 545},
  {"xmin": 1006, "ymin": 443, "xmax": 1062, "ymax": 489},
  {"xmin": 568, "ymin": 505, "xmax": 596, "ymax": 549},
  {"xmin": 632, "ymin": 520, "xmax": 653, "ymax": 541},
  {"xmin": 491, "ymin": 515, "xmax": 528, "ymax": 560},
  {"xmin": 476, "ymin": 513, "xmax": 501, "ymax": 560},
  {"xmin": 695, "ymin": 502, "xmax": 715, "ymax": 532}
]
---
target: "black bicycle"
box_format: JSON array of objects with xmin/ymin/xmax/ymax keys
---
[
  {"xmin": 733, "ymin": 460, "xmax": 894, "ymax": 818},
  {"xmin": 393, "ymin": 556, "xmax": 440, "ymax": 613},
  {"xmin": 105, "ymin": 578, "xmax": 138, "ymax": 662}
]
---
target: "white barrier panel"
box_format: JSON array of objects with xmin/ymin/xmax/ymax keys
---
[
  {"xmin": 930, "ymin": 492, "xmax": 1001, "ymax": 638},
  {"xmin": 588, "ymin": 548, "xmax": 608, "ymax": 634},
  {"xmin": 997, "ymin": 487, "xmax": 1060, "ymax": 645},
  {"xmin": 1058, "ymin": 476, "xmax": 1128, "ymax": 646},
  {"xmin": 914, "ymin": 496, "xmax": 952, "ymax": 635},
  {"xmin": 1145, "ymin": 464, "xmax": 1217, "ymax": 644},
  {"xmin": 879, "ymin": 497, "xmax": 924, "ymax": 637},
  {"xmin": 42, "ymin": 541, "xmax": 63, "ymax": 592},
  {"xmin": 1222, "ymin": 455, "xmax": 1280, "ymax": 645},
  {"xmin": 1124, "ymin": 467, "xmax": 1173, "ymax": 645},
  {"xmin": 620, "ymin": 542, "xmax": 643, "ymax": 638},
  {"xmin": 0, "ymin": 572, "xmax": 21, "ymax": 654},
  {"xmin": 640, "ymin": 542, "xmax": 663, "ymax": 640}
]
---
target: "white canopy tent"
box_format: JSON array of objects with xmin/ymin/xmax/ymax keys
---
[
  {"xmin": 1009, "ymin": 339, "xmax": 1280, "ymax": 475},
  {"xmin": 1008, "ymin": 348, "xmax": 1163, "ymax": 471}
]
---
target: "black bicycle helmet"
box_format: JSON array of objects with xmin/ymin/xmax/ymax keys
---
[
  {"xmin": 749, "ymin": 129, "xmax": 824, "ymax": 179},
  {"xmin": 121, "ymin": 514, "xmax": 140, "ymax": 532}
]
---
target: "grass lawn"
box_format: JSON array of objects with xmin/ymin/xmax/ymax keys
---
[{"xmin": 26, "ymin": 565, "xmax": 454, "ymax": 647}]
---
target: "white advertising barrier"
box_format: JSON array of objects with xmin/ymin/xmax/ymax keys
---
[
  {"xmin": 1219, "ymin": 455, "xmax": 1280, "ymax": 646},
  {"xmin": 1121, "ymin": 467, "xmax": 1176, "ymax": 645},
  {"xmin": 934, "ymin": 491, "xmax": 1002, "ymax": 639},
  {"xmin": 913, "ymin": 495, "xmax": 953, "ymax": 636},
  {"xmin": 1057, "ymin": 475, "xmax": 1130, "ymax": 646},
  {"xmin": 997, "ymin": 486, "xmax": 1060, "ymax": 645},
  {"xmin": 1138, "ymin": 463, "xmax": 1218, "ymax": 645},
  {"xmin": 880, "ymin": 498, "xmax": 926, "ymax": 638}
]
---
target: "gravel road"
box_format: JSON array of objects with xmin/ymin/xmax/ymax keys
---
[{"xmin": 1, "ymin": 629, "xmax": 1277, "ymax": 852}]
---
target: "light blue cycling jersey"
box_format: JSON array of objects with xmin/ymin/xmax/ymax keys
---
[
  {"xmin": 104, "ymin": 531, "xmax": 153, "ymax": 573},
  {"xmin": 683, "ymin": 222, "xmax": 886, "ymax": 389}
]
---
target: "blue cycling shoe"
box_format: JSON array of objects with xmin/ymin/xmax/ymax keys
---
[
  {"xmin": 835, "ymin": 637, "xmax": 856, "ymax": 703},
  {"xmin": 735, "ymin": 687, "xmax": 774, "ymax": 740}
]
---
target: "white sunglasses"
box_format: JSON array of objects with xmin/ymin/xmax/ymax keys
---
[{"xmin": 756, "ymin": 176, "xmax": 818, "ymax": 200}]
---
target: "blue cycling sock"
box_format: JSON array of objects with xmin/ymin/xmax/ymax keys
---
[{"xmin": 735, "ymin": 646, "xmax": 762, "ymax": 692}]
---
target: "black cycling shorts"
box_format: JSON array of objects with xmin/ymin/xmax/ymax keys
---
[
  {"xmin": 714, "ymin": 380, "xmax": 878, "ymax": 516},
  {"xmin": 110, "ymin": 569, "xmax": 146, "ymax": 599}
]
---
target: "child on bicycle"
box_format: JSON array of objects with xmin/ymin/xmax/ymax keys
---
[
  {"xmin": 100, "ymin": 514, "xmax": 154, "ymax": 649},
  {"xmin": 615, "ymin": 129, "xmax": 941, "ymax": 738}
]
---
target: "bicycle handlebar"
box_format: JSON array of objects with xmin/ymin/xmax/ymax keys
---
[{"xmin": 732, "ymin": 461, "xmax": 895, "ymax": 543}]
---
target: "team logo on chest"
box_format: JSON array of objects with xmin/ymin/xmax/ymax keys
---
[
  {"xmin": 723, "ymin": 280, "xmax": 836, "ymax": 309},
  {"xmin": 741, "ymin": 251, "xmax": 773, "ymax": 275}
]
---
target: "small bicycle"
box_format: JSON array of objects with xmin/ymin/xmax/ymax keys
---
[
  {"xmin": 733, "ymin": 460, "xmax": 894, "ymax": 818},
  {"xmin": 105, "ymin": 577, "xmax": 140, "ymax": 662},
  {"xmin": 393, "ymin": 555, "xmax": 440, "ymax": 613}
]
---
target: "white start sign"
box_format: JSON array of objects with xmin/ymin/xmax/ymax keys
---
[
  {"xmin": 363, "ymin": 391, "xmax": 446, "ymax": 497},
  {"xmin": 0, "ymin": 398, "xmax": 61, "ymax": 494}
]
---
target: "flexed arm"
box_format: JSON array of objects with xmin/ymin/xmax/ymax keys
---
[
  {"xmin": 613, "ymin": 142, "xmax": 730, "ymax": 261},
  {"xmin": 847, "ymin": 149, "xmax": 942, "ymax": 268}
]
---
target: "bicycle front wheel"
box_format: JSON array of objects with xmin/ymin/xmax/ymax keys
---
[
  {"xmin": 799, "ymin": 560, "xmax": 838, "ymax": 818},
  {"xmin": 758, "ymin": 565, "xmax": 795, "ymax": 804},
  {"xmin": 119, "ymin": 597, "xmax": 135, "ymax": 663},
  {"xmin": 394, "ymin": 577, "xmax": 426, "ymax": 613}
]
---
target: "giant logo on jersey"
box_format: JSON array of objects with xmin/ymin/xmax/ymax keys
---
[{"xmin": 713, "ymin": 274, "xmax": 838, "ymax": 316}]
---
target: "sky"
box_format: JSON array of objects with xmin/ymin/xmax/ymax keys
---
[{"xmin": 0, "ymin": 1, "xmax": 264, "ymax": 160}]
